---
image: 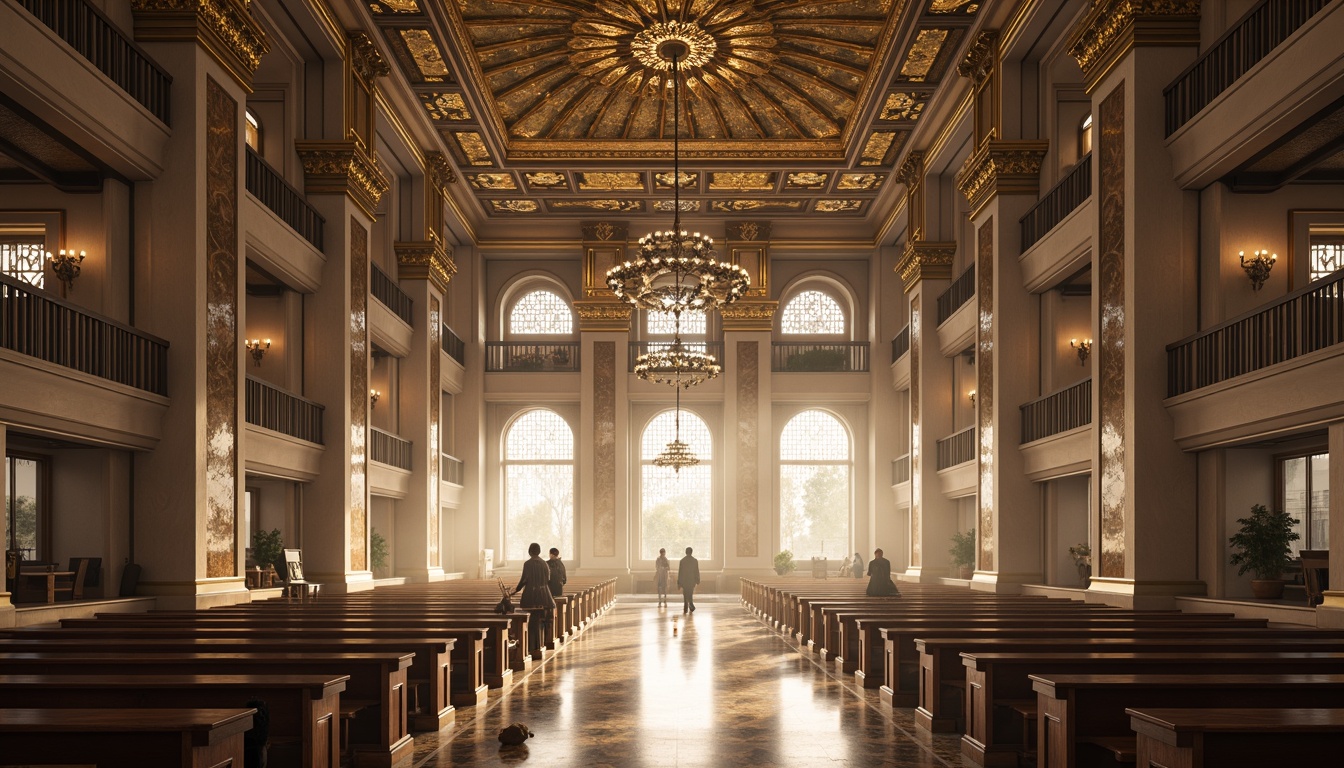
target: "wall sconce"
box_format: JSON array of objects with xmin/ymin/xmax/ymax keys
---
[
  {"xmin": 369, "ymin": 388, "xmax": 381, "ymax": 408},
  {"xmin": 47, "ymin": 249, "xmax": 85, "ymax": 298},
  {"xmin": 245, "ymin": 339, "xmax": 271, "ymax": 367},
  {"xmin": 1070, "ymin": 338, "xmax": 1092, "ymax": 366},
  {"xmin": 1239, "ymin": 249, "xmax": 1277, "ymax": 291},
  {"xmin": 968, "ymin": 390, "xmax": 976, "ymax": 406}
]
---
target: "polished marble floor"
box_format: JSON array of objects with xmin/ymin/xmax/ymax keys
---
[{"xmin": 412, "ymin": 595, "xmax": 968, "ymax": 767}]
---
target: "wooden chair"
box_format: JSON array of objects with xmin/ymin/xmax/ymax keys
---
[
  {"xmin": 281, "ymin": 548, "xmax": 318, "ymax": 601},
  {"xmin": 68, "ymin": 557, "xmax": 103, "ymax": 599},
  {"xmin": 1300, "ymin": 549, "xmax": 1329, "ymax": 606},
  {"xmin": 53, "ymin": 559, "xmax": 88, "ymax": 602}
]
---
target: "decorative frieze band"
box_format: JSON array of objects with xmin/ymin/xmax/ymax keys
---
[
  {"xmin": 574, "ymin": 300, "xmax": 632, "ymax": 332},
  {"xmin": 720, "ymin": 300, "xmax": 778, "ymax": 332},
  {"xmin": 132, "ymin": 0, "xmax": 270, "ymax": 91},
  {"xmin": 395, "ymin": 240, "xmax": 456, "ymax": 294},
  {"xmin": 295, "ymin": 140, "xmax": 391, "ymax": 221},
  {"xmin": 581, "ymin": 221, "xmax": 628, "ymax": 242},
  {"xmin": 955, "ymin": 140, "xmax": 1049, "ymax": 219},
  {"xmin": 726, "ymin": 221, "xmax": 770, "ymax": 242},
  {"xmin": 1067, "ymin": 0, "xmax": 1201, "ymax": 91},
  {"xmin": 896, "ymin": 240, "xmax": 957, "ymax": 293}
]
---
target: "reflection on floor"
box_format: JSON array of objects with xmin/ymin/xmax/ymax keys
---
[{"xmin": 412, "ymin": 596, "xmax": 967, "ymax": 767}]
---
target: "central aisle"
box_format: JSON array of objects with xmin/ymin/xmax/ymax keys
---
[{"xmin": 412, "ymin": 597, "xmax": 967, "ymax": 767}]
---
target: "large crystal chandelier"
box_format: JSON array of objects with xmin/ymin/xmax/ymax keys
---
[{"xmin": 652, "ymin": 384, "xmax": 699, "ymax": 473}]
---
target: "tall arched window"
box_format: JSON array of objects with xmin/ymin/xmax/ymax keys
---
[
  {"xmin": 640, "ymin": 410, "xmax": 712, "ymax": 559},
  {"xmin": 779, "ymin": 410, "xmax": 851, "ymax": 559},
  {"xmin": 509, "ymin": 289, "xmax": 573, "ymax": 335},
  {"xmin": 780, "ymin": 290, "xmax": 846, "ymax": 335},
  {"xmin": 502, "ymin": 409, "xmax": 574, "ymax": 561}
]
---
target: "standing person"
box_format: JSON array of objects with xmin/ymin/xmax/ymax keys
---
[
  {"xmin": 513, "ymin": 542, "xmax": 555, "ymax": 656},
  {"xmin": 865, "ymin": 548, "xmax": 900, "ymax": 597},
  {"xmin": 547, "ymin": 547, "xmax": 567, "ymax": 597},
  {"xmin": 677, "ymin": 546, "xmax": 700, "ymax": 614},
  {"xmin": 851, "ymin": 551, "xmax": 865, "ymax": 580},
  {"xmin": 654, "ymin": 548, "xmax": 671, "ymax": 608}
]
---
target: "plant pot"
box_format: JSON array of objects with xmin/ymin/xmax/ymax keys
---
[
  {"xmin": 956, "ymin": 564, "xmax": 972, "ymax": 580},
  {"xmin": 1250, "ymin": 579, "xmax": 1285, "ymax": 599},
  {"xmin": 1076, "ymin": 562, "xmax": 1092, "ymax": 588}
]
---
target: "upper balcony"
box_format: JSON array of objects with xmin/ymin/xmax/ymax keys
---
[
  {"xmin": 890, "ymin": 324, "xmax": 911, "ymax": 391},
  {"xmin": 369, "ymin": 263, "xmax": 414, "ymax": 357},
  {"xmin": 1019, "ymin": 155, "xmax": 1093, "ymax": 293},
  {"xmin": 243, "ymin": 375, "xmax": 324, "ymax": 481},
  {"xmin": 936, "ymin": 265, "xmax": 975, "ymax": 356},
  {"xmin": 771, "ymin": 342, "xmax": 870, "ymax": 372},
  {"xmin": 370, "ymin": 426, "xmax": 413, "ymax": 499},
  {"xmin": 935, "ymin": 425, "xmax": 976, "ymax": 499},
  {"xmin": 243, "ymin": 149, "xmax": 326, "ymax": 293},
  {"xmin": 1019, "ymin": 378, "xmax": 1091, "ymax": 481},
  {"xmin": 440, "ymin": 323, "xmax": 465, "ymax": 394}
]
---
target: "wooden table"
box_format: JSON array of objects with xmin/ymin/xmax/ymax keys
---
[
  {"xmin": 0, "ymin": 707, "xmax": 253, "ymax": 768},
  {"xmin": 1128, "ymin": 707, "xmax": 1344, "ymax": 767},
  {"xmin": 14, "ymin": 569, "xmax": 75, "ymax": 603}
]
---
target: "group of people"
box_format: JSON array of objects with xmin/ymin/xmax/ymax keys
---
[
  {"xmin": 511, "ymin": 543, "xmax": 568, "ymax": 655},
  {"xmin": 654, "ymin": 546, "xmax": 700, "ymax": 613}
]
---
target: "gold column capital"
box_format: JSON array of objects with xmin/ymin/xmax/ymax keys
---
[
  {"xmin": 955, "ymin": 140, "xmax": 1050, "ymax": 220},
  {"xmin": 426, "ymin": 151, "xmax": 458, "ymax": 194},
  {"xmin": 395, "ymin": 240, "xmax": 456, "ymax": 294},
  {"xmin": 574, "ymin": 300, "xmax": 632, "ymax": 332},
  {"xmin": 896, "ymin": 241, "xmax": 957, "ymax": 293},
  {"xmin": 348, "ymin": 31, "xmax": 390, "ymax": 81},
  {"xmin": 720, "ymin": 300, "xmax": 778, "ymax": 332},
  {"xmin": 132, "ymin": 0, "xmax": 270, "ymax": 91},
  {"xmin": 1067, "ymin": 0, "xmax": 1201, "ymax": 92},
  {"xmin": 957, "ymin": 29, "xmax": 999, "ymax": 88},
  {"xmin": 295, "ymin": 140, "xmax": 390, "ymax": 221}
]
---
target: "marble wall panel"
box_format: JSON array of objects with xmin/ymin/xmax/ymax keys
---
[
  {"xmin": 736, "ymin": 341, "xmax": 759, "ymax": 558},
  {"xmin": 976, "ymin": 218, "xmax": 995, "ymax": 572},
  {"xmin": 204, "ymin": 77, "xmax": 238, "ymax": 579},
  {"xmin": 1097, "ymin": 83, "xmax": 1127, "ymax": 579},
  {"xmin": 429, "ymin": 295, "xmax": 441, "ymax": 567},
  {"xmin": 910, "ymin": 303, "xmax": 922, "ymax": 567},
  {"xmin": 351, "ymin": 218, "xmax": 370, "ymax": 571},
  {"xmin": 593, "ymin": 341, "xmax": 616, "ymax": 557}
]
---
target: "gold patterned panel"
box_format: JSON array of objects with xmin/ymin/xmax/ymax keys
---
[
  {"xmin": 371, "ymin": 0, "xmax": 420, "ymax": 12},
  {"xmin": 736, "ymin": 341, "xmax": 759, "ymax": 558},
  {"xmin": 525, "ymin": 172, "xmax": 569, "ymax": 189},
  {"xmin": 453, "ymin": 132, "xmax": 493, "ymax": 166},
  {"xmin": 710, "ymin": 199, "xmax": 803, "ymax": 212},
  {"xmin": 421, "ymin": 92, "xmax": 472, "ymax": 121},
  {"xmin": 1098, "ymin": 83, "xmax": 1126, "ymax": 580},
  {"xmin": 490, "ymin": 200, "xmax": 539, "ymax": 213},
  {"xmin": 860, "ymin": 131, "xmax": 900, "ymax": 166},
  {"xmin": 930, "ymin": 0, "xmax": 979, "ymax": 14},
  {"xmin": 429, "ymin": 296, "xmax": 441, "ymax": 568},
  {"xmin": 784, "ymin": 172, "xmax": 828, "ymax": 190},
  {"xmin": 351, "ymin": 218, "xmax": 370, "ymax": 572},
  {"xmin": 837, "ymin": 172, "xmax": 886, "ymax": 191},
  {"xmin": 814, "ymin": 199, "xmax": 864, "ymax": 213},
  {"xmin": 976, "ymin": 219, "xmax": 994, "ymax": 573},
  {"xmin": 900, "ymin": 29, "xmax": 949, "ymax": 82},
  {"xmin": 577, "ymin": 172, "xmax": 644, "ymax": 191},
  {"xmin": 652, "ymin": 200, "xmax": 700, "ymax": 212},
  {"xmin": 909, "ymin": 303, "xmax": 922, "ymax": 567},
  {"xmin": 204, "ymin": 77, "xmax": 238, "ymax": 580},
  {"xmin": 400, "ymin": 29, "xmax": 451, "ymax": 79},
  {"xmin": 548, "ymin": 199, "xmax": 645, "ymax": 212},
  {"xmin": 880, "ymin": 92, "xmax": 927, "ymax": 121},
  {"xmin": 467, "ymin": 173, "xmax": 517, "ymax": 190},
  {"xmin": 709, "ymin": 172, "xmax": 775, "ymax": 191},
  {"xmin": 593, "ymin": 342, "xmax": 616, "ymax": 558},
  {"xmin": 654, "ymin": 171, "xmax": 698, "ymax": 188}
]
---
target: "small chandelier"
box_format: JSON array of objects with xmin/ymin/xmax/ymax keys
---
[
  {"xmin": 635, "ymin": 338, "xmax": 721, "ymax": 388},
  {"xmin": 606, "ymin": 39, "xmax": 750, "ymax": 313},
  {"xmin": 653, "ymin": 385, "xmax": 699, "ymax": 473}
]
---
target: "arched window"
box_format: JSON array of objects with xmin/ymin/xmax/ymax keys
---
[
  {"xmin": 244, "ymin": 110, "xmax": 261, "ymax": 152},
  {"xmin": 780, "ymin": 290, "xmax": 846, "ymax": 335},
  {"xmin": 502, "ymin": 409, "xmax": 574, "ymax": 561},
  {"xmin": 647, "ymin": 309, "xmax": 706, "ymax": 336},
  {"xmin": 779, "ymin": 410, "xmax": 851, "ymax": 559},
  {"xmin": 640, "ymin": 410, "xmax": 712, "ymax": 559},
  {"xmin": 509, "ymin": 289, "xmax": 573, "ymax": 335}
]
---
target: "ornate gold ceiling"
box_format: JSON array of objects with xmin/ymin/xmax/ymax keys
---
[{"xmin": 368, "ymin": 0, "xmax": 980, "ymax": 221}]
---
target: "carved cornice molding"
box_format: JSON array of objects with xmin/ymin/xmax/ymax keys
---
[
  {"xmin": 574, "ymin": 300, "xmax": 633, "ymax": 332},
  {"xmin": 720, "ymin": 300, "xmax": 778, "ymax": 332},
  {"xmin": 896, "ymin": 241, "xmax": 957, "ymax": 293},
  {"xmin": 1067, "ymin": 0, "xmax": 1201, "ymax": 91},
  {"xmin": 426, "ymin": 151, "xmax": 457, "ymax": 195},
  {"xmin": 395, "ymin": 240, "xmax": 456, "ymax": 294},
  {"xmin": 895, "ymin": 150, "xmax": 925, "ymax": 189},
  {"xmin": 955, "ymin": 140, "xmax": 1050, "ymax": 220},
  {"xmin": 295, "ymin": 140, "xmax": 391, "ymax": 221},
  {"xmin": 726, "ymin": 221, "xmax": 771, "ymax": 242},
  {"xmin": 132, "ymin": 0, "xmax": 270, "ymax": 91},
  {"xmin": 581, "ymin": 221, "xmax": 628, "ymax": 242},
  {"xmin": 348, "ymin": 31, "xmax": 390, "ymax": 81},
  {"xmin": 957, "ymin": 29, "xmax": 998, "ymax": 87}
]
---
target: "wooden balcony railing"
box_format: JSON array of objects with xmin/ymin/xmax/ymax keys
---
[
  {"xmin": 440, "ymin": 453, "xmax": 464, "ymax": 485},
  {"xmin": 936, "ymin": 426, "xmax": 976, "ymax": 471},
  {"xmin": 1164, "ymin": 0, "xmax": 1330, "ymax": 136},
  {"xmin": 0, "ymin": 274, "xmax": 168, "ymax": 395},
  {"xmin": 371, "ymin": 263, "xmax": 414, "ymax": 326},
  {"xmin": 936, "ymin": 265, "xmax": 975, "ymax": 326},
  {"xmin": 245, "ymin": 148, "xmax": 324, "ymax": 251},
  {"xmin": 891, "ymin": 324, "xmax": 910, "ymax": 361},
  {"xmin": 1167, "ymin": 267, "xmax": 1344, "ymax": 397},
  {"xmin": 486, "ymin": 342, "xmax": 580, "ymax": 372},
  {"xmin": 442, "ymin": 324, "xmax": 465, "ymax": 366},
  {"xmin": 891, "ymin": 453, "xmax": 911, "ymax": 485},
  {"xmin": 1021, "ymin": 153, "xmax": 1092, "ymax": 252},
  {"xmin": 17, "ymin": 0, "xmax": 172, "ymax": 125},
  {"xmin": 1020, "ymin": 378, "xmax": 1091, "ymax": 444},
  {"xmin": 627, "ymin": 341, "xmax": 724, "ymax": 372},
  {"xmin": 244, "ymin": 375, "xmax": 324, "ymax": 445},
  {"xmin": 370, "ymin": 427, "xmax": 412, "ymax": 470},
  {"xmin": 771, "ymin": 342, "xmax": 870, "ymax": 372}
]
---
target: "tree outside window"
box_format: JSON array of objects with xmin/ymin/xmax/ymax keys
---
[
  {"xmin": 779, "ymin": 410, "xmax": 851, "ymax": 559},
  {"xmin": 1281, "ymin": 452, "xmax": 1329, "ymax": 555},
  {"xmin": 640, "ymin": 410, "xmax": 712, "ymax": 559},
  {"xmin": 502, "ymin": 409, "xmax": 574, "ymax": 562}
]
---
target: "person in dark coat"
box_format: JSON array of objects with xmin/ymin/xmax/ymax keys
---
[
  {"xmin": 851, "ymin": 552, "xmax": 865, "ymax": 580},
  {"xmin": 866, "ymin": 548, "xmax": 900, "ymax": 597},
  {"xmin": 513, "ymin": 542, "xmax": 555, "ymax": 655},
  {"xmin": 677, "ymin": 546, "xmax": 700, "ymax": 614},
  {"xmin": 547, "ymin": 547, "xmax": 567, "ymax": 597}
]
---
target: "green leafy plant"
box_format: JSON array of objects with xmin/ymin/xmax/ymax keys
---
[
  {"xmin": 785, "ymin": 348, "xmax": 848, "ymax": 372},
  {"xmin": 773, "ymin": 549, "xmax": 796, "ymax": 576},
  {"xmin": 1068, "ymin": 542, "xmax": 1091, "ymax": 567},
  {"xmin": 949, "ymin": 529, "xmax": 976, "ymax": 570},
  {"xmin": 251, "ymin": 528, "xmax": 284, "ymax": 573},
  {"xmin": 1228, "ymin": 504, "xmax": 1300, "ymax": 580},
  {"xmin": 370, "ymin": 529, "xmax": 389, "ymax": 572}
]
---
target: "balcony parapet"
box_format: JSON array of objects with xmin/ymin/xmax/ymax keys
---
[
  {"xmin": 245, "ymin": 148, "xmax": 324, "ymax": 250},
  {"xmin": 486, "ymin": 342, "xmax": 580, "ymax": 372},
  {"xmin": 1021, "ymin": 154, "xmax": 1091, "ymax": 252},
  {"xmin": 891, "ymin": 325, "xmax": 910, "ymax": 361},
  {"xmin": 936, "ymin": 265, "xmax": 975, "ymax": 326},
  {"xmin": 371, "ymin": 263, "xmax": 413, "ymax": 326},
  {"xmin": 936, "ymin": 425, "xmax": 976, "ymax": 470},
  {"xmin": 442, "ymin": 324, "xmax": 465, "ymax": 366},
  {"xmin": 440, "ymin": 452, "xmax": 463, "ymax": 485},
  {"xmin": 771, "ymin": 342, "xmax": 870, "ymax": 372},
  {"xmin": 891, "ymin": 453, "xmax": 911, "ymax": 485},
  {"xmin": 244, "ymin": 375, "xmax": 323, "ymax": 445},
  {"xmin": 1021, "ymin": 378, "xmax": 1092, "ymax": 444},
  {"xmin": 370, "ymin": 427, "xmax": 412, "ymax": 470}
]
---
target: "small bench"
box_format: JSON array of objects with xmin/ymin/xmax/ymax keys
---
[
  {"xmin": 0, "ymin": 707, "xmax": 254, "ymax": 768},
  {"xmin": 1128, "ymin": 707, "xmax": 1344, "ymax": 768}
]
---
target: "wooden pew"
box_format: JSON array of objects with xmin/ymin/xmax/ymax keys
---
[
  {"xmin": 1033, "ymin": 673, "xmax": 1344, "ymax": 768},
  {"xmin": 0, "ymin": 651, "xmax": 414, "ymax": 768},
  {"xmin": 1128, "ymin": 707, "xmax": 1344, "ymax": 768},
  {"xmin": 0, "ymin": 673, "xmax": 346, "ymax": 768},
  {"xmin": 0, "ymin": 708, "xmax": 254, "ymax": 768},
  {"xmin": 961, "ymin": 650, "xmax": 1344, "ymax": 767}
]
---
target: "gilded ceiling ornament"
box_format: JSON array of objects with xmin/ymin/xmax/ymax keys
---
[
  {"xmin": 631, "ymin": 20, "xmax": 719, "ymax": 71},
  {"xmin": 549, "ymin": 199, "xmax": 645, "ymax": 211},
  {"xmin": 582, "ymin": 221, "xmax": 628, "ymax": 241},
  {"xmin": 400, "ymin": 29, "xmax": 450, "ymax": 79},
  {"xmin": 1067, "ymin": 0, "xmax": 1201, "ymax": 83},
  {"xmin": 421, "ymin": 93, "xmax": 471, "ymax": 121},
  {"xmin": 490, "ymin": 200, "xmax": 540, "ymax": 213},
  {"xmin": 426, "ymin": 151, "xmax": 458, "ymax": 191},
  {"xmin": 785, "ymin": 172, "xmax": 829, "ymax": 189},
  {"xmin": 654, "ymin": 171, "xmax": 698, "ymax": 188},
  {"xmin": 900, "ymin": 28, "xmax": 949, "ymax": 82},
  {"xmin": 859, "ymin": 132, "xmax": 897, "ymax": 166},
  {"xmin": 374, "ymin": 0, "xmax": 420, "ymax": 12},
  {"xmin": 881, "ymin": 92, "xmax": 926, "ymax": 121},
  {"xmin": 575, "ymin": 301, "xmax": 633, "ymax": 322},
  {"xmin": 837, "ymin": 173, "xmax": 885, "ymax": 191},
  {"xmin": 131, "ymin": 0, "xmax": 270, "ymax": 88},
  {"xmin": 955, "ymin": 140, "xmax": 1049, "ymax": 218},
  {"xmin": 578, "ymin": 172, "xmax": 644, "ymax": 190},
  {"xmin": 468, "ymin": 173, "xmax": 516, "ymax": 190},
  {"xmin": 929, "ymin": 0, "xmax": 979, "ymax": 14},
  {"xmin": 525, "ymin": 172, "xmax": 569, "ymax": 188},
  {"xmin": 957, "ymin": 30, "xmax": 997, "ymax": 85},
  {"xmin": 710, "ymin": 200, "xmax": 802, "ymax": 212},
  {"xmin": 349, "ymin": 31, "xmax": 391, "ymax": 80},
  {"xmin": 896, "ymin": 150, "xmax": 924, "ymax": 188},
  {"xmin": 729, "ymin": 221, "xmax": 770, "ymax": 241},
  {"xmin": 294, "ymin": 141, "xmax": 391, "ymax": 221},
  {"xmin": 653, "ymin": 200, "xmax": 701, "ymax": 212},
  {"xmin": 708, "ymin": 172, "xmax": 774, "ymax": 190},
  {"xmin": 453, "ymin": 132, "xmax": 492, "ymax": 165},
  {"xmin": 814, "ymin": 200, "xmax": 863, "ymax": 213},
  {"xmin": 896, "ymin": 240, "xmax": 957, "ymax": 292},
  {"xmin": 395, "ymin": 240, "xmax": 457, "ymax": 293}
]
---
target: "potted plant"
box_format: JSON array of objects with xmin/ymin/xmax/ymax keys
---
[
  {"xmin": 773, "ymin": 549, "xmax": 796, "ymax": 576},
  {"xmin": 949, "ymin": 529, "xmax": 976, "ymax": 579},
  {"xmin": 1068, "ymin": 542, "xmax": 1092, "ymax": 587},
  {"xmin": 370, "ymin": 529, "xmax": 389, "ymax": 577},
  {"xmin": 1228, "ymin": 504, "xmax": 1300, "ymax": 599},
  {"xmin": 251, "ymin": 528, "xmax": 283, "ymax": 586}
]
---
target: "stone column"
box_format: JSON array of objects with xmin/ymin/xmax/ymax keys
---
[
  {"xmin": 1318, "ymin": 423, "xmax": 1344, "ymax": 626},
  {"xmin": 0, "ymin": 422, "xmax": 13, "ymax": 626},
  {"xmin": 1068, "ymin": 0, "xmax": 1203, "ymax": 608},
  {"xmin": 721, "ymin": 301, "xmax": 776, "ymax": 583},
  {"xmin": 129, "ymin": 0, "xmax": 267, "ymax": 609}
]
